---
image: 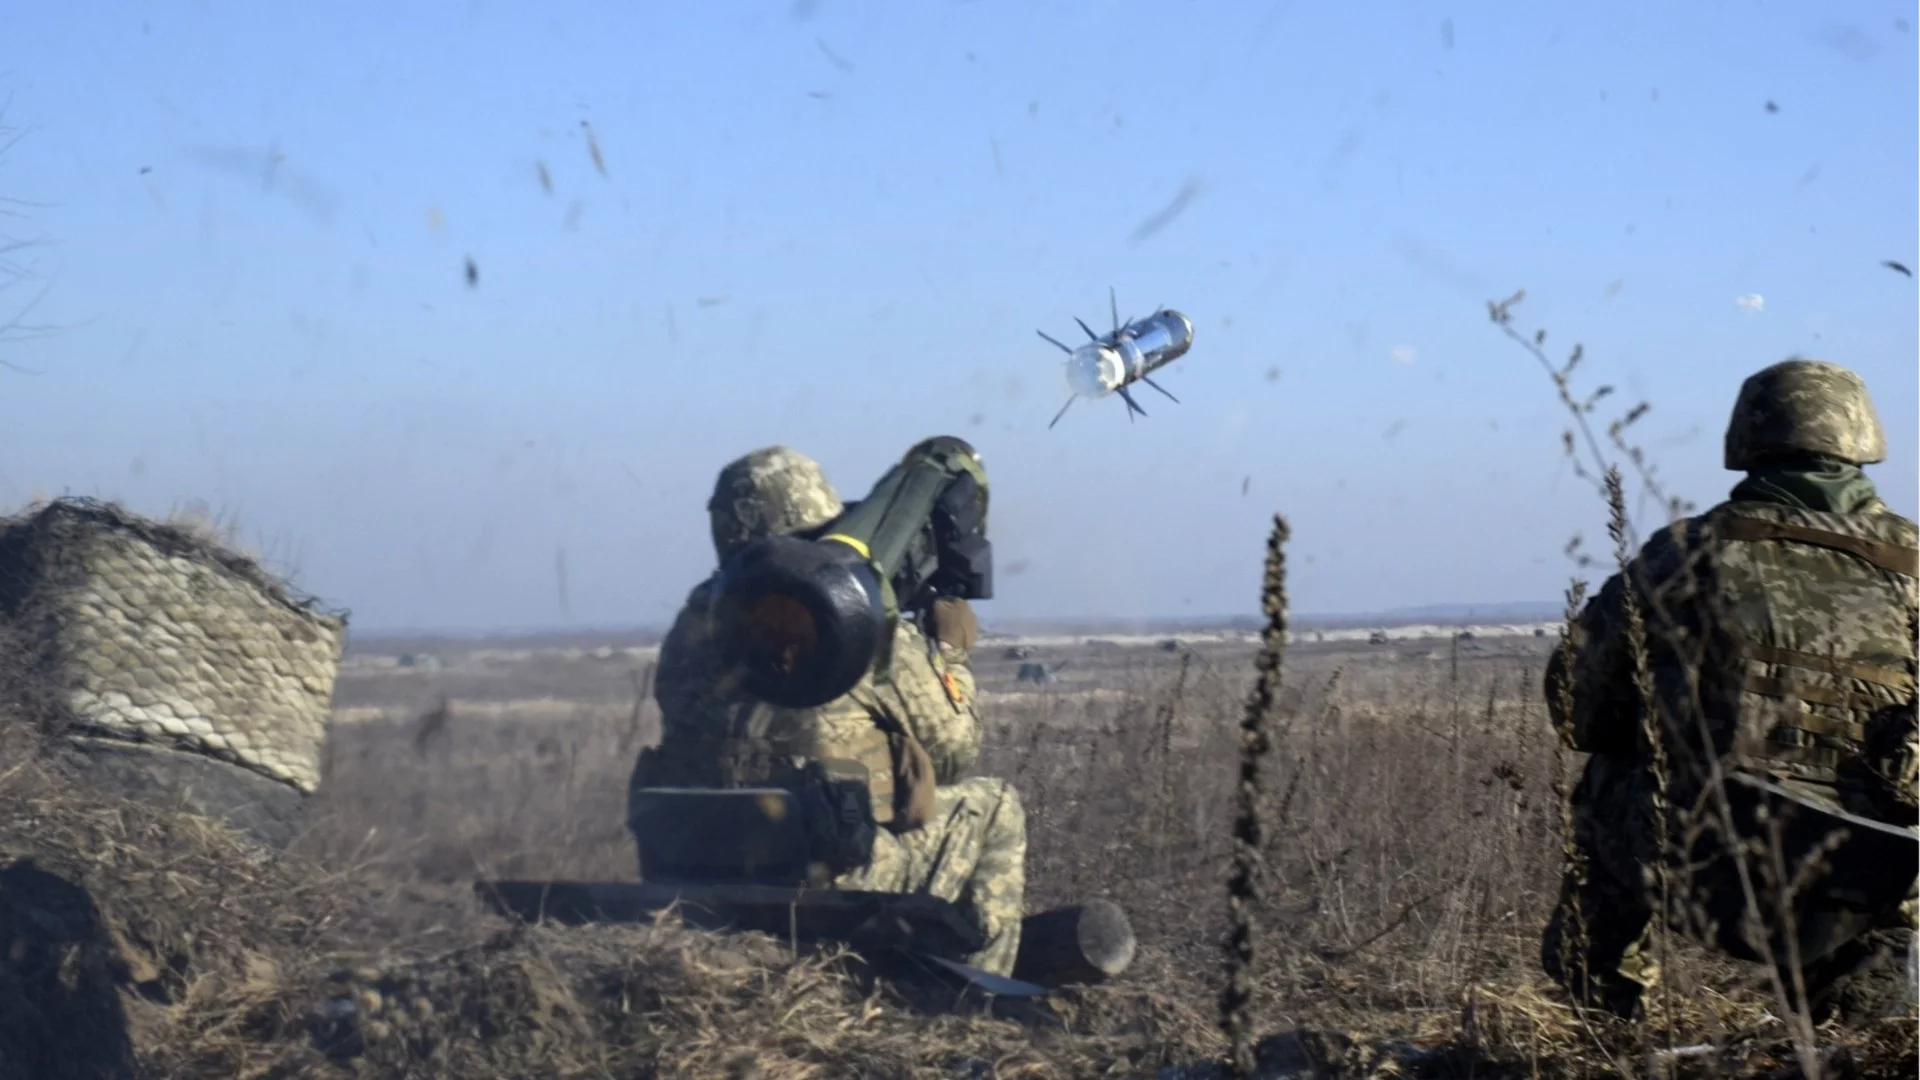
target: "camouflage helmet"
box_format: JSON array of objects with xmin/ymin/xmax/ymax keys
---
[
  {"xmin": 707, "ymin": 447, "xmax": 844, "ymax": 563},
  {"xmin": 1724, "ymin": 358, "xmax": 1886, "ymax": 470}
]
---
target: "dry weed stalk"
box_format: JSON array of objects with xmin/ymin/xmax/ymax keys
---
[{"xmin": 1220, "ymin": 513, "xmax": 1289, "ymax": 1078}]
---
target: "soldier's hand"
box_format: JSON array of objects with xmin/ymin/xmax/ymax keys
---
[{"xmin": 928, "ymin": 596, "xmax": 979, "ymax": 655}]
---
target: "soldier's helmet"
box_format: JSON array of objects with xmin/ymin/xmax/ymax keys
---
[
  {"xmin": 707, "ymin": 447, "xmax": 844, "ymax": 563},
  {"xmin": 1724, "ymin": 359, "xmax": 1887, "ymax": 471}
]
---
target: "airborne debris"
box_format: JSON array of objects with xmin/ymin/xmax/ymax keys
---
[
  {"xmin": 464, "ymin": 258, "xmax": 479, "ymax": 288},
  {"xmin": 1881, "ymin": 260, "xmax": 1913, "ymax": 278},
  {"xmin": 581, "ymin": 121, "xmax": 607, "ymax": 177},
  {"xmin": 1764, "ymin": 100, "xmax": 1779, "ymax": 113},
  {"xmin": 815, "ymin": 37, "xmax": 855, "ymax": 73},
  {"xmin": 1126, "ymin": 175, "xmax": 1205, "ymax": 246},
  {"xmin": 537, "ymin": 160, "xmax": 553, "ymax": 194},
  {"xmin": 1440, "ymin": 17, "xmax": 1454, "ymax": 48},
  {"xmin": 1241, "ymin": 476, "xmax": 1250, "ymax": 497},
  {"xmin": 696, "ymin": 295, "xmax": 730, "ymax": 309},
  {"xmin": 1265, "ymin": 366, "xmax": 1281, "ymax": 382}
]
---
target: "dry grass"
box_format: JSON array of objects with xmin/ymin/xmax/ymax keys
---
[{"xmin": 4, "ymin": 599, "xmax": 1914, "ymax": 1076}]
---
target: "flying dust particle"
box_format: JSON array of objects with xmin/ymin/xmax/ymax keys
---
[
  {"xmin": 464, "ymin": 258, "xmax": 479, "ymax": 288},
  {"xmin": 1440, "ymin": 17, "xmax": 1453, "ymax": 48},
  {"xmin": 1605, "ymin": 279, "xmax": 1624, "ymax": 298},
  {"xmin": 427, "ymin": 205, "xmax": 445, "ymax": 232},
  {"xmin": 537, "ymin": 160, "xmax": 553, "ymax": 194},
  {"xmin": 1265, "ymin": 366, "xmax": 1281, "ymax": 382},
  {"xmin": 696, "ymin": 295, "xmax": 730, "ymax": 309},
  {"xmin": 1881, "ymin": 260, "xmax": 1913, "ymax": 278},
  {"xmin": 582, "ymin": 121, "xmax": 607, "ymax": 177},
  {"xmin": 1241, "ymin": 476, "xmax": 1250, "ymax": 496},
  {"xmin": 1383, "ymin": 420, "xmax": 1407, "ymax": 440},
  {"xmin": 1126, "ymin": 174, "xmax": 1205, "ymax": 246},
  {"xmin": 1764, "ymin": 100, "xmax": 1779, "ymax": 113},
  {"xmin": 816, "ymin": 38, "xmax": 855, "ymax": 73},
  {"xmin": 1028, "ymin": 100, "xmax": 1038, "ymax": 117}
]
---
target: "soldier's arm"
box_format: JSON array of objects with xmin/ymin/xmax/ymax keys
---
[
  {"xmin": 1546, "ymin": 523, "xmax": 1699, "ymax": 755},
  {"xmin": 890, "ymin": 618, "xmax": 985, "ymax": 784},
  {"xmin": 1545, "ymin": 567, "xmax": 1644, "ymax": 755},
  {"xmin": 652, "ymin": 580, "xmax": 717, "ymax": 741}
]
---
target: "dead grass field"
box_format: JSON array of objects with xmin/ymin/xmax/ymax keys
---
[
  {"xmin": 230, "ymin": 626, "xmax": 1895, "ymax": 1078},
  {"xmin": 2, "ymin": 613, "xmax": 1913, "ymax": 1076}
]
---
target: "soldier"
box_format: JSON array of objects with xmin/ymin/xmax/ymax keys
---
[
  {"xmin": 629, "ymin": 446, "xmax": 1029, "ymax": 976},
  {"xmin": 1541, "ymin": 359, "xmax": 1918, "ymax": 1023}
]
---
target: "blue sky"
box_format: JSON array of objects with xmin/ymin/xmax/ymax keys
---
[{"xmin": 3, "ymin": 1, "xmax": 1914, "ymax": 632}]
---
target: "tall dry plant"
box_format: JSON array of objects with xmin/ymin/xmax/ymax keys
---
[{"xmin": 1220, "ymin": 513, "xmax": 1289, "ymax": 1078}]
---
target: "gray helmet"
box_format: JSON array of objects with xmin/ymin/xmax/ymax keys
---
[
  {"xmin": 1724, "ymin": 358, "xmax": 1887, "ymax": 470},
  {"xmin": 707, "ymin": 447, "xmax": 844, "ymax": 563}
]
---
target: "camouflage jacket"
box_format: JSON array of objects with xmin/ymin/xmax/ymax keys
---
[
  {"xmin": 1546, "ymin": 468, "xmax": 1918, "ymax": 817},
  {"xmin": 635, "ymin": 573, "xmax": 985, "ymax": 826}
]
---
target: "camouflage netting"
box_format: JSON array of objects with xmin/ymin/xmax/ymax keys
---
[{"xmin": 0, "ymin": 498, "xmax": 348, "ymax": 794}]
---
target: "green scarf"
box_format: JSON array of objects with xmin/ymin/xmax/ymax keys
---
[{"xmin": 1729, "ymin": 459, "xmax": 1880, "ymax": 514}]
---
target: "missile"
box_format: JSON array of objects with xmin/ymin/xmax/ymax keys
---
[{"xmin": 1037, "ymin": 288, "xmax": 1195, "ymax": 429}]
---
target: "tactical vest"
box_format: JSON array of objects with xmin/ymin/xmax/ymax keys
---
[{"xmin": 1681, "ymin": 500, "xmax": 1918, "ymax": 803}]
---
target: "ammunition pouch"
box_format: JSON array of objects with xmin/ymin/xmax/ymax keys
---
[
  {"xmin": 792, "ymin": 758, "xmax": 879, "ymax": 879},
  {"xmin": 885, "ymin": 729, "xmax": 938, "ymax": 832}
]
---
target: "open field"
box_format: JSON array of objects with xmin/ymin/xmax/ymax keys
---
[
  {"xmin": 264, "ymin": 623, "xmax": 1905, "ymax": 1077},
  {"xmin": 4, "ymin": 613, "xmax": 1910, "ymax": 1077}
]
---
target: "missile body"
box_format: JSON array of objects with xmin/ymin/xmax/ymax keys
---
[{"xmin": 1040, "ymin": 293, "xmax": 1195, "ymax": 428}]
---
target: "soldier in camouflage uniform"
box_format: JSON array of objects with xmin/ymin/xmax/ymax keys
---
[
  {"xmin": 629, "ymin": 446, "xmax": 1029, "ymax": 976},
  {"xmin": 1541, "ymin": 359, "xmax": 1918, "ymax": 1022}
]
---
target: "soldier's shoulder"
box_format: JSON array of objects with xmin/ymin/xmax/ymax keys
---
[
  {"xmin": 1710, "ymin": 497, "xmax": 1917, "ymax": 545},
  {"xmin": 1861, "ymin": 502, "xmax": 1919, "ymax": 541}
]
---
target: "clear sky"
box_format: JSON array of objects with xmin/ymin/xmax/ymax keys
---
[{"xmin": 3, "ymin": 1, "xmax": 1915, "ymax": 633}]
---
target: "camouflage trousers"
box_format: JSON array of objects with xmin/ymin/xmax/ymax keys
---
[
  {"xmin": 1542, "ymin": 754, "xmax": 1919, "ymax": 1022},
  {"xmin": 835, "ymin": 776, "xmax": 1028, "ymax": 976}
]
